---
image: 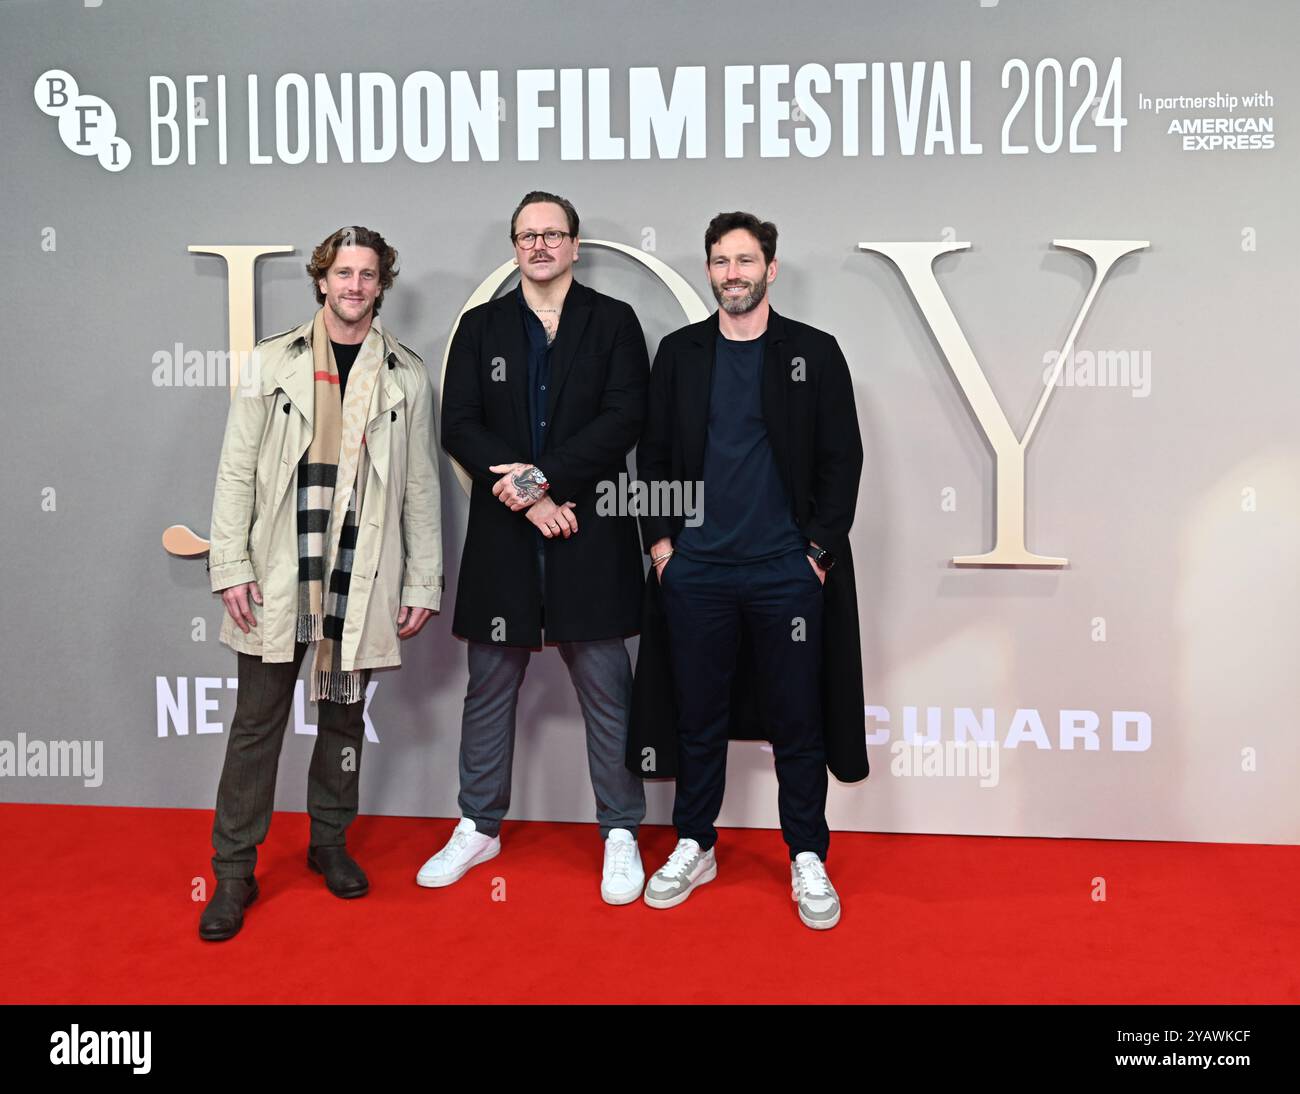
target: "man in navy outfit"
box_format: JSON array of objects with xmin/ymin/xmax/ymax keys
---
[{"xmin": 634, "ymin": 211, "xmax": 867, "ymax": 930}]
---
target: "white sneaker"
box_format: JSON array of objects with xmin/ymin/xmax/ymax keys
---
[
  {"xmin": 416, "ymin": 817, "xmax": 501, "ymax": 888},
  {"xmin": 643, "ymin": 838, "xmax": 717, "ymax": 909},
  {"xmin": 600, "ymin": 828, "xmax": 645, "ymax": 905},
  {"xmin": 791, "ymin": 852, "xmax": 840, "ymax": 930}
]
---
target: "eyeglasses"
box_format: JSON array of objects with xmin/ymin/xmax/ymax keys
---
[{"xmin": 512, "ymin": 230, "xmax": 574, "ymax": 250}]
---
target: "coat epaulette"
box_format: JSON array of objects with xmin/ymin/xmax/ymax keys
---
[
  {"xmin": 256, "ymin": 325, "xmax": 304, "ymax": 346},
  {"xmin": 396, "ymin": 340, "xmax": 424, "ymax": 365}
]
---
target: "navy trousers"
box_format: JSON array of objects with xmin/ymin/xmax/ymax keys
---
[{"xmin": 659, "ymin": 548, "xmax": 830, "ymax": 861}]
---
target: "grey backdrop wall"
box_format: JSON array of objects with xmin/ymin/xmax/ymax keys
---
[{"xmin": 2, "ymin": 0, "xmax": 1297, "ymax": 844}]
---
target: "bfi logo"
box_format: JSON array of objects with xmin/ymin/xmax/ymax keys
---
[{"xmin": 33, "ymin": 69, "xmax": 132, "ymax": 171}]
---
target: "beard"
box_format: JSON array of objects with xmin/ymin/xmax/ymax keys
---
[
  {"xmin": 711, "ymin": 274, "xmax": 767, "ymax": 315},
  {"xmin": 329, "ymin": 295, "xmax": 374, "ymax": 323}
]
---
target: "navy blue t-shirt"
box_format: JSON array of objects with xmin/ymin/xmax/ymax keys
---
[{"xmin": 674, "ymin": 333, "xmax": 806, "ymax": 563}]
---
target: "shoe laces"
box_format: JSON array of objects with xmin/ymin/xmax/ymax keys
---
[
  {"xmin": 606, "ymin": 838, "xmax": 635, "ymax": 878},
  {"xmin": 795, "ymin": 856, "xmax": 831, "ymax": 897},
  {"xmin": 660, "ymin": 840, "xmax": 699, "ymax": 879},
  {"xmin": 439, "ymin": 829, "xmax": 468, "ymax": 861}
]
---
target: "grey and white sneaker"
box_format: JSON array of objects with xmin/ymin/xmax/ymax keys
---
[
  {"xmin": 791, "ymin": 852, "xmax": 840, "ymax": 930},
  {"xmin": 643, "ymin": 838, "xmax": 717, "ymax": 909}
]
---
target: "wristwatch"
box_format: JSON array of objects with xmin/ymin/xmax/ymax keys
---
[{"xmin": 806, "ymin": 544, "xmax": 836, "ymax": 573}]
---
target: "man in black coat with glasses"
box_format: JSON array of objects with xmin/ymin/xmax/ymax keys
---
[{"xmin": 426, "ymin": 191, "xmax": 650, "ymax": 906}]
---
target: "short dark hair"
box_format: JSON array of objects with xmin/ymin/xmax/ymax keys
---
[
  {"xmin": 705, "ymin": 211, "xmax": 778, "ymax": 265},
  {"xmin": 306, "ymin": 225, "xmax": 399, "ymax": 313},
  {"xmin": 510, "ymin": 190, "xmax": 580, "ymax": 240}
]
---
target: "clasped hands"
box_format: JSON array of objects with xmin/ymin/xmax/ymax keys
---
[{"xmin": 489, "ymin": 462, "xmax": 577, "ymax": 539}]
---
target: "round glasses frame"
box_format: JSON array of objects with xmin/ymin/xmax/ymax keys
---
[{"xmin": 512, "ymin": 230, "xmax": 574, "ymax": 250}]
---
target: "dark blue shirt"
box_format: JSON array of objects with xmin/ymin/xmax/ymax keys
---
[
  {"xmin": 518, "ymin": 284, "xmax": 553, "ymax": 460},
  {"xmin": 674, "ymin": 333, "xmax": 806, "ymax": 563}
]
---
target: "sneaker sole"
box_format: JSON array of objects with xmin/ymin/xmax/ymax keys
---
[
  {"xmin": 600, "ymin": 877, "xmax": 646, "ymax": 906},
  {"xmin": 416, "ymin": 841, "xmax": 501, "ymax": 888},
  {"xmin": 643, "ymin": 862, "xmax": 717, "ymax": 909}
]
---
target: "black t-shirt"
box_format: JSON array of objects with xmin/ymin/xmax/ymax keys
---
[{"xmin": 330, "ymin": 340, "xmax": 362, "ymax": 398}]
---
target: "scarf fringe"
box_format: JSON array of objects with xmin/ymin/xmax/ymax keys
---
[
  {"xmin": 297, "ymin": 613, "xmax": 325, "ymax": 643},
  {"xmin": 311, "ymin": 668, "xmax": 364, "ymax": 705}
]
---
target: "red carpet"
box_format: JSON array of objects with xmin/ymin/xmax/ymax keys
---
[{"xmin": 0, "ymin": 804, "xmax": 1295, "ymax": 1004}]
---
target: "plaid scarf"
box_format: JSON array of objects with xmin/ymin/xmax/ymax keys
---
[{"xmin": 296, "ymin": 308, "xmax": 383, "ymax": 704}]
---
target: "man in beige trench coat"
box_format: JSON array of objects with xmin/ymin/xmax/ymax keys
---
[{"xmin": 199, "ymin": 225, "xmax": 442, "ymax": 941}]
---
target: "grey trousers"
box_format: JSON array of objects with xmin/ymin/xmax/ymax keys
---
[
  {"xmin": 211, "ymin": 642, "xmax": 372, "ymax": 880},
  {"xmin": 457, "ymin": 638, "xmax": 646, "ymax": 839}
]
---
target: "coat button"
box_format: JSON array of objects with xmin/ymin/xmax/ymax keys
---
[
  {"xmin": 391, "ymin": 410, "xmax": 397, "ymax": 421},
  {"xmin": 282, "ymin": 403, "xmax": 290, "ymax": 414}
]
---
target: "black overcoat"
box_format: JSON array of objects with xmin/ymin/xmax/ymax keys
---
[
  {"xmin": 441, "ymin": 280, "xmax": 649, "ymax": 647},
  {"xmin": 627, "ymin": 308, "xmax": 869, "ymax": 783}
]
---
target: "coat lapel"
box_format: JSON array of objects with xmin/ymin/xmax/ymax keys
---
[
  {"xmin": 266, "ymin": 325, "xmax": 314, "ymax": 426},
  {"xmin": 494, "ymin": 293, "xmax": 531, "ymax": 452},
  {"xmin": 544, "ymin": 281, "xmax": 593, "ymax": 422},
  {"xmin": 760, "ymin": 309, "xmax": 794, "ymax": 501},
  {"xmin": 259, "ymin": 324, "xmax": 314, "ymax": 512},
  {"xmin": 681, "ymin": 312, "xmax": 720, "ymax": 479},
  {"xmin": 372, "ymin": 322, "xmax": 407, "ymax": 421}
]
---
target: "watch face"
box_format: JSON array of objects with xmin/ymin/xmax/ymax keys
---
[{"xmin": 818, "ymin": 549, "xmax": 836, "ymax": 571}]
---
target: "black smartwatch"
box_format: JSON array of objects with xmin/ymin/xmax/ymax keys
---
[{"xmin": 807, "ymin": 544, "xmax": 836, "ymax": 573}]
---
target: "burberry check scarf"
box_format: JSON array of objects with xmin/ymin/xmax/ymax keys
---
[{"xmin": 296, "ymin": 308, "xmax": 383, "ymax": 703}]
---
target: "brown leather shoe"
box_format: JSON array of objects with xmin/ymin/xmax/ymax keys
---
[
  {"xmin": 198, "ymin": 876, "xmax": 258, "ymax": 941},
  {"xmin": 307, "ymin": 845, "xmax": 369, "ymax": 898}
]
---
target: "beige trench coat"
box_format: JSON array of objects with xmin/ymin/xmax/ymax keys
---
[{"xmin": 207, "ymin": 316, "xmax": 443, "ymax": 669}]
